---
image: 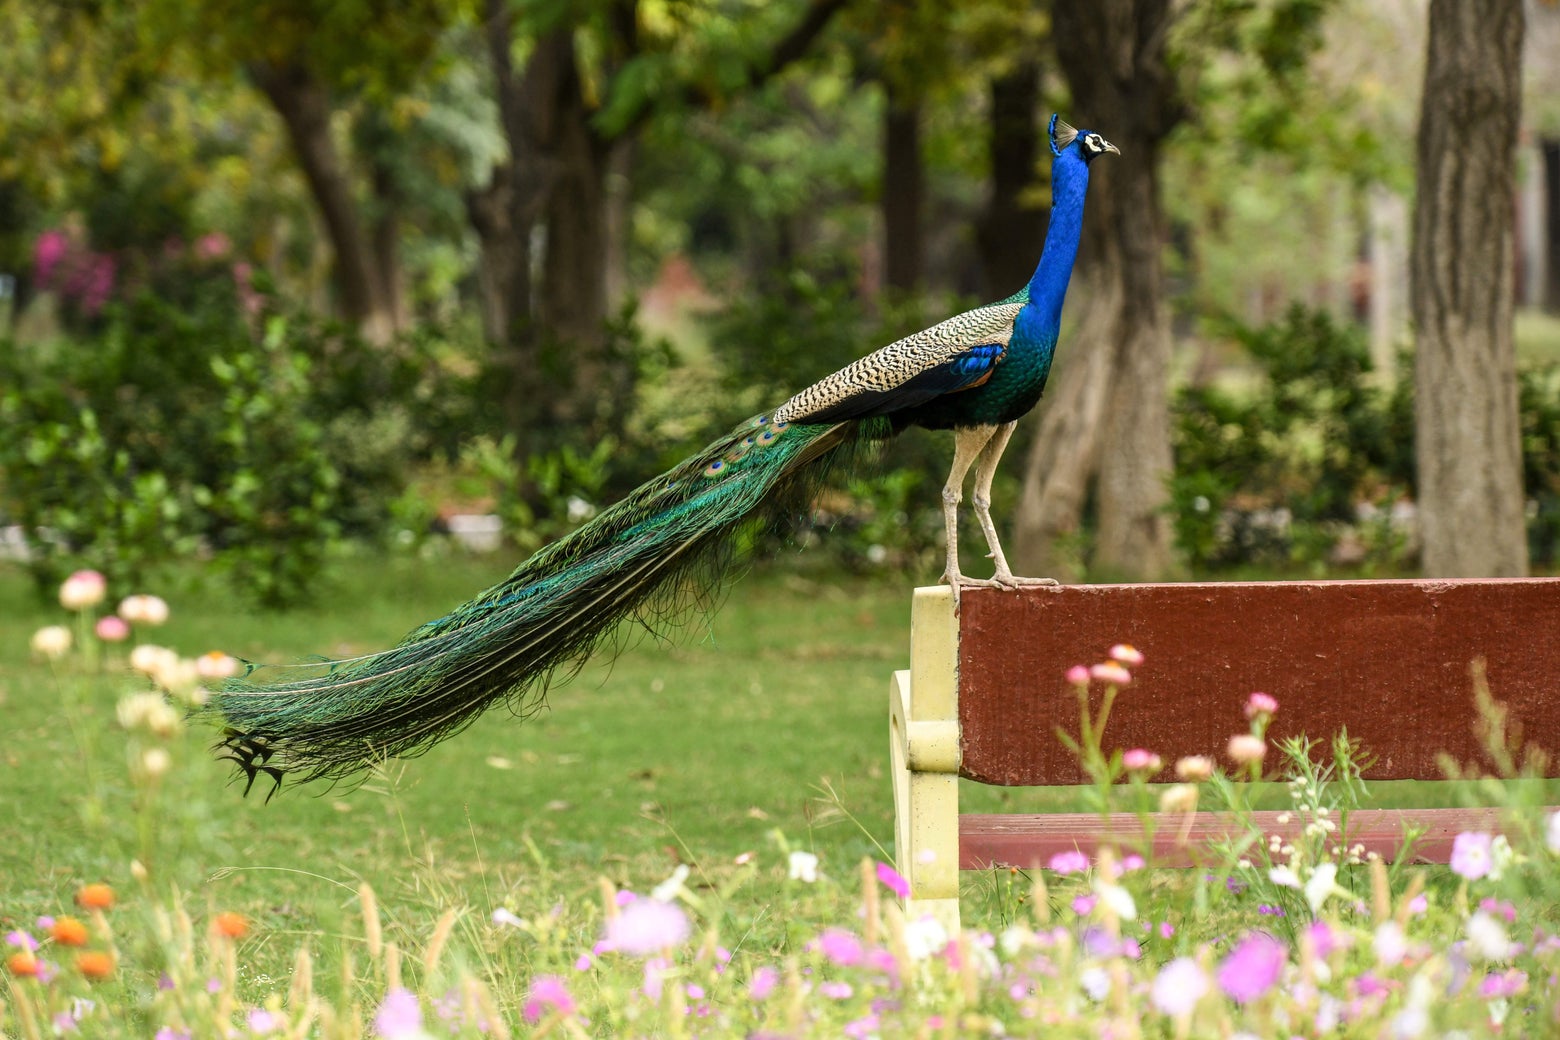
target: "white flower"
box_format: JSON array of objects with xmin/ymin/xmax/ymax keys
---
[
  {"xmin": 59, "ymin": 570, "xmax": 106, "ymax": 610},
  {"xmin": 787, "ymin": 851, "xmax": 819, "ymax": 883},
  {"xmin": 30, "ymin": 625, "xmax": 72, "ymax": 659},
  {"xmin": 1304, "ymin": 862, "xmax": 1348, "ymax": 915},
  {"xmin": 119, "ymin": 594, "xmax": 170, "ymax": 626},
  {"xmin": 1547, "ymin": 811, "xmax": 1560, "ymax": 854},
  {"xmin": 1093, "ymin": 879, "xmax": 1136, "ymax": 922},
  {"xmin": 902, "ymin": 915, "xmax": 948, "ymax": 961},
  {"xmin": 1268, "ymin": 865, "xmax": 1301, "ymax": 889},
  {"xmin": 1466, "ymin": 910, "xmax": 1512, "ymax": 961},
  {"xmin": 651, "ymin": 864, "xmax": 690, "ymax": 903},
  {"xmin": 1079, "ymin": 965, "xmax": 1111, "ymax": 1001},
  {"xmin": 139, "ymin": 748, "xmax": 171, "ymax": 779},
  {"xmin": 491, "ymin": 908, "xmax": 524, "ymax": 928},
  {"xmin": 195, "ymin": 651, "xmax": 240, "ymax": 680},
  {"xmin": 999, "ymin": 925, "xmax": 1035, "ymax": 956}
]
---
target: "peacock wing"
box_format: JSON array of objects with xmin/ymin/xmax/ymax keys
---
[{"xmin": 772, "ymin": 301, "xmax": 1023, "ymax": 424}]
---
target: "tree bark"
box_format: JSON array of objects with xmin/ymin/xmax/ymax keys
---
[
  {"xmin": 1009, "ymin": 0, "xmax": 1181, "ymax": 580},
  {"xmin": 1411, "ymin": 0, "xmax": 1527, "ymax": 578},
  {"xmin": 249, "ymin": 60, "xmax": 394, "ymax": 344},
  {"xmin": 976, "ymin": 58, "xmax": 1048, "ymax": 297},
  {"xmin": 881, "ymin": 85, "xmax": 924, "ymax": 293}
]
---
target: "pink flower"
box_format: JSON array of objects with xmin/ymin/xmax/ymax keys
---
[
  {"xmin": 1090, "ymin": 661, "xmax": 1132, "ymax": 686},
  {"xmin": 1048, "ymin": 850, "xmax": 1089, "ymax": 875},
  {"xmin": 522, "ymin": 975, "xmax": 576, "ymax": 1023},
  {"xmin": 34, "ymin": 230, "xmax": 69, "ymax": 286},
  {"xmin": 1065, "ymin": 664, "xmax": 1091, "ymax": 685},
  {"xmin": 817, "ymin": 928, "xmax": 864, "ymax": 967},
  {"xmin": 94, "ymin": 616, "xmax": 130, "ymax": 643},
  {"xmin": 1245, "ymin": 692, "xmax": 1278, "ymax": 719},
  {"xmin": 602, "ymin": 898, "xmax": 690, "ymax": 956},
  {"xmin": 748, "ymin": 965, "xmax": 780, "ymax": 1001},
  {"xmin": 1227, "ymin": 734, "xmax": 1267, "ymax": 765},
  {"xmin": 1151, "ymin": 957, "xmax": 1208, "ymax": 1015},
  {"xmin": 875, "ymin": 861, "xmax": 910, "ymax": 899},
  {"xmin": 374, "ymin": 988, "xmax": 423, "ymax": 1037},
  {"xmin": 1109, "ymin": 644, "xmax": 1145, "ymax": 667},
  {"xmin": 1216, "ymin": 932, "xmax": 1285, "ymax": 1004},
  {"xmin": 1122, "ymin": 748, "xmax": 1162, "ymax": 773},
  {"xmin": 1306, "ymin": 920, "xmax": 1346, "ymax": 959},
  {"xmin": 195, "ymin": 232, "xmax": 231, "ymax": 261},
  {"xmin": 1449, "ymin": 831, "xmax": 1494, "ymax": 881}
]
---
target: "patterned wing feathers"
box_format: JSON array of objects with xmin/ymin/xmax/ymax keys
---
[{"xmin": 773, "ymin": 302, "xmax": 1022, "ymax": 424}]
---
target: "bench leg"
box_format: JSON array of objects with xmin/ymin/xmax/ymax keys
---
[{"xmin": 890, "ymin": 669, "xmax": 961, "ymax": 933}]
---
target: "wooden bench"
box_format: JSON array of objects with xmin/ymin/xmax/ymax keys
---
[{"xmin": 888, "ymin": 580, "xmax": 1560, "ymax": 930}]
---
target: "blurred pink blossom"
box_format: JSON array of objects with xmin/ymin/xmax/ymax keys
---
[
  {"xmin": 522, "ymin": 975, "xmax": 575, "ymax": 1023},
  {"xmin": 602, "ymin": 897, "xmax": 689, "ymax": 956},
  {"xmin": 1449, "ymin": 831, "xmax": 1493, "ymax": 881},
  {"xmin": 1216, "ymin": 932, "xmax": 1285, "ymax": 1003}
]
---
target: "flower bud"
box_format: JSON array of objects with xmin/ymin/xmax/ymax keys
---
[
  {"xmin": 1227, "ymin": 734, "xmax": 1267, "ymax": 765},
  {"xmin": 1175, "ymin": 755, "xmax": 1215, "ymax": 782},
  {"xmin": 94, "ymin": 615, "xmax": 130, "ymax": 643},
  {"xmin": 119, "ymin": 595, "xmax": 170, "ymax": 626}
]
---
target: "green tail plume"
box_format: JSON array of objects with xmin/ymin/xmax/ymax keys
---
[{"xmin": 204, "ymin": 415, "xmax": 878, "ymax": 794}]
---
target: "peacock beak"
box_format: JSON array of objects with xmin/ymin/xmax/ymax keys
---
[{"xmin": 1103, "ymin": 139, "xmax": 1121, "ymax": 156}]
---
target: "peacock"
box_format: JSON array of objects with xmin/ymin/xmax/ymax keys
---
[{"xmin": 204, "ymin": 116, "xmax": 1117, "ymax": 795}]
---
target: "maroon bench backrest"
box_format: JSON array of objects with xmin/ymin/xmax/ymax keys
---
[{"xmin": 956, "ymin": 579, "xmax": 1560, "ymax": 787}]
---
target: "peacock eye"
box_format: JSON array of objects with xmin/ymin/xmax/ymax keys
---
[{"xmin": 703, "ymin": 459, "xmax": 725, "ymax": 477}]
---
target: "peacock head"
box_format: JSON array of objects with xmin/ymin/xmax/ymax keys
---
[{"xmin": 1049, "ymin": 115, "xmax": 1119, "ymax": 162}]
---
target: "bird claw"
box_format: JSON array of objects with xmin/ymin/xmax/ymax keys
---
[{"xmin": 940, "ymin": 571, "xmax": 1059, "ymax": 615}]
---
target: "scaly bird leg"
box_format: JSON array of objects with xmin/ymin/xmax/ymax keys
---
[
  {"xmin": 971, "ymin": 420, "xmax": 1058, "ymax": 590},
  {"xmin": 940, "ymin": 426, "xmax": 1000, "ymax": 607}
]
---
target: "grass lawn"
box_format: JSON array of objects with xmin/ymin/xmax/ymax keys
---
[{"xmin": 2, "ymin": 554, "xmax": 1014, "ymax": 977}]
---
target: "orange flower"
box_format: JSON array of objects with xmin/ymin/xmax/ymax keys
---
[
  {"xmin": 212, "ymin": 911, "xmax": 249, "ymax": 939},
  {"xmin": 7, "ymin": 950, "xmax": 39, "ymax": 977},
  {"xmin": 51, "ymin": 915, "xmax": 89, "ymax": 946},
  {"xmin": 75, "ymin": 950, "xmax": 115, "ymax": 980},
  {"xmin": 76, "ymin": 883, "xmax": 116, "ymax": 910}
]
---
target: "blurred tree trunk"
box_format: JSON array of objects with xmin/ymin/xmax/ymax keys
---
[
  {"xmin": 1543, "ymin": 138, "xmax": 1560, "ymax": 313},
  {"xmin": 976, "ymin": 58, "xmax": 1048, "ymax": 297},
  {"xmin": 1010, "ymin": 0, "xmax": 1181, "ymax": 581},
  {"xmin": 475, "ymin": 0, "xmax": 847, "ymax": 455},
  {"xmin": 1411, "ymin": 0, "xmax": 1527, "ymax": 578},
  {"xmin": 882, "ymin": 84, "xmax": 924, "ymax": 293},
  {"xmin": 250, "ymin": 60, "xmax": 394, "ymax": 345}
]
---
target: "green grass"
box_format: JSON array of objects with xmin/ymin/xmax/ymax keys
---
[{"xmin": 0, "ymin": 555, "xmax": 936, "ymax": 965}]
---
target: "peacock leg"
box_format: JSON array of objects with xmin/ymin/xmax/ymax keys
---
[
  {"xmin": 971, "ymin": 420, "xmax": 1058, "ymax": 589},
  {"xmin": 940, "ymin": 426, "xmax": 1000, "ymax": 599}
]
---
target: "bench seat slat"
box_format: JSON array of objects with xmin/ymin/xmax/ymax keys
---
[{"xmin": 959, "ymin": 806, "xmax": 1524, "ymax": 870}]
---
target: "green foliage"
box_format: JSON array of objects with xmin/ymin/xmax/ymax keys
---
[
  {"xmin": 0, "ymin": 270, "xmax": 478, "ymax": 604},
  {"xmin": 1170, "ymin": 305, "xmax": 1413, "ymax": 571}
]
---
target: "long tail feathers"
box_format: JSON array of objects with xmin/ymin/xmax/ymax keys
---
[{"xmin": 202, "ymin": 414, "xmax": 877, "ymax": 794}]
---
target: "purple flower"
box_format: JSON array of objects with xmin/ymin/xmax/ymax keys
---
[
  {"xmin": 603, "ymin": 898, "xmax": 690, "ymax": 956},
  {"xmin": 1216, "ymin": 932, "xmax": 1286, "ymax": 1004},
  {"xmin": 1151, "ymin": 957, "xmax": 1209, "ymax": 1016},
  {"xmin": 818, "ymin": 928, "xmax": 864, "ymax": 967},
  {"xmin": 875, "ymin": 861, "xmax": 910, "ymax": 899},
  {"xmin": 374, "ymin": 988, "xmax": 422, "ymax": 1038},
  {"xmin": 5, "ymin": 930, "xmax": 38, "ymax": 952},
  {"xmin": 1306, "ymin": 920, "xmax": 1345, "ymax": 960},
  {"xmin": 523, "ymin": 975, "xmax": 576, "ymax": 1023},
  {"xmin": 1048, "ymin": 850, "xmax": 1089, "ymax": 874},
  {"xmin": 1449, "ymin": 831, "xmax": 1494, "ymax": 880},
  {"xmin": 748, "ymin": 965, "xmax": 780, "ymax": 1001},
  {"xmin": 819, "ymin": 981, "xmax": 853, "ymax": 999},
  {"xmin": 1071, "ymin": 894, "xmax": 1097, "ymax": 916}
]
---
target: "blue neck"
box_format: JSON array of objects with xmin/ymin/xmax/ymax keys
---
[{"xmin": 1021, "ymin": 148, "xmax": 1090, "ymax": 337}]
